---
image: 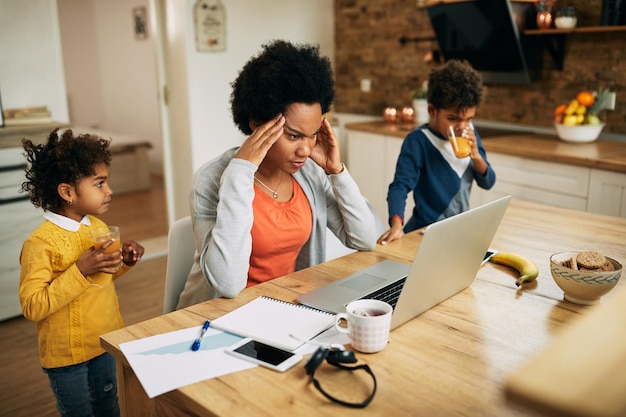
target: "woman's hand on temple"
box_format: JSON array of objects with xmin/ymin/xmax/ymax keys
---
[
  {"xmin": 310, "ymin": 117, "xmax": 343, "ymax": 175},
  {"xmin": 235, "ymin": 115, "xmax": 285, "ymax": 166}
]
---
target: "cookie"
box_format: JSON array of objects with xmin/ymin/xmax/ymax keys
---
[
  {"xmin": 576, "ymin": 251, "xmax": 606, "ymax": 270},
  {"xmin": 600, "ymin": 259, "xmax": 615, "ymax": 271}
]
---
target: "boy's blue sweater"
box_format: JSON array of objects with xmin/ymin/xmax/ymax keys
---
[{"xmin": 387, "ymin": 126, "xmax": 496, "ymax": 232}]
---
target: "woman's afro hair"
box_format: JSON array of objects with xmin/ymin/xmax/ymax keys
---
[{"xmin": 230, "ymin": 40, "xmax": 335, "ymax": 135}]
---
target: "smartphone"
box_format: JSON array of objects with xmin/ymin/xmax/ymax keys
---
[
  {"xmin": 225, "ymin": 338, "xmax": 303, "ymax": 372},
  {"xmin": 482, "ymin": 249, "xmax": 497, "ymax": 266}
]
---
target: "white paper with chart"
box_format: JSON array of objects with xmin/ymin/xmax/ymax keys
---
[{"xmin": 119, "ymin": 326, "xmax": 255, "ymax": 398}]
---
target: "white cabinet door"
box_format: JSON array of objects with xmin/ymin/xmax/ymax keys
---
[
  {"xmin": 487, "ymin": 153, "xmax": 590, "ymax": 211},
  {"xmin": 588, "ymin": 169, "xmax": 626, "ymax": 217},
  {"xmin": 0, "ymin": 199, "xmax": 42, "ymax": 320},
  {"xmin": 346, "ymin": 131, "xmax": 387, "ymax": 221},
  {"xmin": 385, "ymin": 137, "xmax": 414, "ymax": 222},
  {"xmin": 488, "ymin": 154, "xmax": 590, "ymax": 197}
]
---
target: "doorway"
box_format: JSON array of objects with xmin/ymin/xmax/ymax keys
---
[{"xmin": 57, "ymin": 0, "xmax": 169, "ymax": 246}]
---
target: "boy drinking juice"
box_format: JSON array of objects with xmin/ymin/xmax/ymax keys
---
[{"xmin": 378, "ymin": 60, "xmax": 496, "ymax": 245}]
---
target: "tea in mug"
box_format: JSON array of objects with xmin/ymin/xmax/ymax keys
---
[{"xmin": 354, "ymin": 308, "xmax": 387, "ymax": 317}]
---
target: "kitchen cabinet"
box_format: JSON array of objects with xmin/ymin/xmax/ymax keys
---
[
  {"xmin": 0, "ymin": 199, "xmax": 41, "ymax": 320},
  {"xmin": 472, "ymin": 153, "xmax": 590, "ymax": 211},
  {"xmin": 346, "ymin": 130, "xmax": 413, "ymax": 223},
  {"xmin": 0, "ymin": 147, "xmax": 42, "ymax": 321},
  {"xmin": 588, "ymin": 169, "xmax": 626, "ymax": 217}
]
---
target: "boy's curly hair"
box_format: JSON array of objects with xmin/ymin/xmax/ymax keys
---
[
  {"xmin": 427, "ymin": 60, "xmax": 484, "ymax": 113},
  {"xmin": 230, "ymin": 39, "xmax": 335, "ymax": 135},
  {"xmin": 21, "ymin": 129, "xmax": 111, "ymax": 212}
]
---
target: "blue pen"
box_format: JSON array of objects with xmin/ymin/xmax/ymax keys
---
[{"xmin": 191, "ymin": 320, "xmax": 210, "ymax": 351}]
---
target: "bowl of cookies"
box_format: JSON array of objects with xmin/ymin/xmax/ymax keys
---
[{"xmin": 550, "ymin": 251, "xmax": 622, "ymax": 305}]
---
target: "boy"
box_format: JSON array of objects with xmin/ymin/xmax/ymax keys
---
[{"xmin": 378, "ymin": 60, "xmax": 496, "ymax": 245}]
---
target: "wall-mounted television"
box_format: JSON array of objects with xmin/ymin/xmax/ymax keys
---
[{"xmin": 427, "ymin": 0, "xmax": 541, "ymax": 85}]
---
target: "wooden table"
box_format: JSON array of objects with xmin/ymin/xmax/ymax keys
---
[{"xmin": 101, "ymin": 198, "xmax": 626, "ymax": 417}]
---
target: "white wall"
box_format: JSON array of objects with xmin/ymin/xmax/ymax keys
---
[
  {"xmin": 57, "ymin": 0, "xmax": 104, "ymax": 129},
  {"xmin": 0, "ymin": 0, "xmax": 69, "ymax": 123},
  {"xmin": 180, "ymin": 0, "xmax": 335, "ymax": 171}
]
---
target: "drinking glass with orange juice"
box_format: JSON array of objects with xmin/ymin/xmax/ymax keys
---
[
  {"xmin": 90, "ymin": 226, "xmax": 121, "ymax": 254},
  {"xmin": 448, "ymin": 125, "xmax": 472, "ymax": 158}
]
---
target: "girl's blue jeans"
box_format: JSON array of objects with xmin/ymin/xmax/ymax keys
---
[{"xmin": 43, "ymin": 352, "xmax": 120, "ymax": 417}]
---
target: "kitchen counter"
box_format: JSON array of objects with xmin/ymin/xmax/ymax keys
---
[{"xmin": 345, "ymin": 121, "xmax": 626, "ymax": 174}]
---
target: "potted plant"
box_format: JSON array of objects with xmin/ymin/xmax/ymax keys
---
[{"xmin": 412, "ymin": 81, "xmax": 429, "ymax": 124}]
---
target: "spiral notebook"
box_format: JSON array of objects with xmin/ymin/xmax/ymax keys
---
[{"xmin": 210, "ymin": 296, "xmax": 335, "ymax": 351}]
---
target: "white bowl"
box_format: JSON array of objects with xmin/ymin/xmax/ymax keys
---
[
  {"xmin": 550, "ymin": 251, "xmax": 622, "ymax": 305},
  {"xmin": 554, "ymin": 123, "xmax": 605, "ymax": 143}
]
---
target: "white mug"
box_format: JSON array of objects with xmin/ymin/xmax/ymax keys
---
[{"xmin": 334, "ymin": 299, "xmax": 393, "ymax": 353}]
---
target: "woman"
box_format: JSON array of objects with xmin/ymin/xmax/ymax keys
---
[{"xmin": 177, "ymin": 40, "xmax": 377, "ymax": 308}]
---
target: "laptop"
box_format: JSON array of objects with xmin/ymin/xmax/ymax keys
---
[{"xmin": 297, "ymin": 195, "xmax": 511, "ymax": 330}]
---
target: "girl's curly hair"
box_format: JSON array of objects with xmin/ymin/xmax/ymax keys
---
[
  {"xmin": 230, "ymin": 40, "xmax": 335, "ymax": 135},
  {"xmin": 21, "ymin": 129, "xmax": 111, "ymax": 212},
  {"xmin": 427, "ymin": 60, "xmax": 484, "ymax": 113}
]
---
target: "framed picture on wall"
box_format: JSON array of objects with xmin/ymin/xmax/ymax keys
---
[
  {"xmin": 133, "ymin": 6, "xmax": 148, "ymax": 40},
  {"xmin": 194, "ymin": 0, "xmax": 226, "ymax": 52}
]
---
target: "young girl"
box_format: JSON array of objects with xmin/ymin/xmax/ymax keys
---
[{"xmin": 19, "ymin": 129, "xmax": 144, "ymax": 417}]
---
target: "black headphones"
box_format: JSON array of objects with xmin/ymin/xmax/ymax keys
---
[{"xmin": 304, "ymin": 346, "xmax": 377, "ymax": 408}]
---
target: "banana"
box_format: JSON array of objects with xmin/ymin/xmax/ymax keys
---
[{"xmin": 489, "ymin": 252, "xmax": 539, "ymax": 287}]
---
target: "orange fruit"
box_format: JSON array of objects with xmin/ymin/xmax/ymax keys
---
[
  {"xmin": 554, "ymin": 104, "xmax": 567, "ymax": 116},
  {"xmin": 576, "ymin": 91, "xmax": 595, "ymax": 107}
]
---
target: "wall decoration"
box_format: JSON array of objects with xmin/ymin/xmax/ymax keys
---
[
  {"xmin": 194, "ymin": 0, "xmax": 226, "ymax": 52},
  {"xmin": 133, "ymin": 6, "xmax": 148, "ymax": 40}
]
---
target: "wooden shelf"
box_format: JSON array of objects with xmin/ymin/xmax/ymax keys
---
[
  {"xmin": 524, "ymin": 25, "xmax": 626, "ymax": 35},
  {"xmin": 522, "ymin": 25, "xmax": 626, "ymax": 70}
]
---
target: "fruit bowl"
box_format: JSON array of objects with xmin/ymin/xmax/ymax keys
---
[
  {"xmin": 554, "ymin": 123, "xmax": 605, "ymax": 143},
  {"xmin": 550, "ymin": 251, "xmax": 622, "ymax": 305}
]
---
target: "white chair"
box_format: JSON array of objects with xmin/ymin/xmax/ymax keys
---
[
  {"xmin": 325, "ymin": 199, "xmax": 386, "ymax": 261},
  {"xmin": 163, "ymin": 216, "xmax": 195, "ymax": 313}
]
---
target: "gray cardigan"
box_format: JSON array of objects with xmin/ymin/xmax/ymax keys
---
[{"xmin": 176, "ymin": 148, "xmax": 377, "ymax": 309}]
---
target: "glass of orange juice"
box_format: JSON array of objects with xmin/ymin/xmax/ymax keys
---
[
  {"xmin": 90, "ymin": 226, "xmax": 121, "ymax": 254},
  {"xmin": 448, "ymin": 125, "xmax": 471, "ymax": 158}
]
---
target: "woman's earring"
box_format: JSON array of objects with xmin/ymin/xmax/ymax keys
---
[{"xmin": 67, "ymin": 200, "xmax": 73, "ymax": 206}]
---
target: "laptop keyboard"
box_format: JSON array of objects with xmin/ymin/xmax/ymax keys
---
[{"xmin": 359, "ymin": 277, "xmax": 407, "ymax": 309}]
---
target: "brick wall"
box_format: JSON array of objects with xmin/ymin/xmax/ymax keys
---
[{"xmin": 334, "ymin": 0, "xmax": 626, "ymax": 135}]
